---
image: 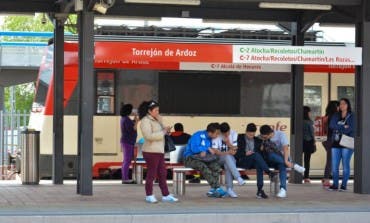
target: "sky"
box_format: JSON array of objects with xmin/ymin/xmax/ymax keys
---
[{"xmin": 0, "ymin": 15, "xmax": 356, "ymax": 43}]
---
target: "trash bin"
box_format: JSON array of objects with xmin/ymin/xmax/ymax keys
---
[{"xmin": 20, "ymin": 129, "xmax": 40, "ymax": 185}]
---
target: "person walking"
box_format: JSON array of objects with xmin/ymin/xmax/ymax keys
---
[
  {"xmin": 303, "ymin": 106, "xmax": 316, "ymax": 183},
  {"xmin": 328, "ymin": 98, "xmax": 355, "ymax": 192},
  {"xmin": 139, "ymin": 100, "xmax": 178, "ymax": 203},
  {"xmin": 120, "ymin": 104, "xmax": 138, "ymax": 184}
]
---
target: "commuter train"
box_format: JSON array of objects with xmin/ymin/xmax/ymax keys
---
[{"xmin": 28, "ymin": 36, "xmax": 355, "ymax": 179}]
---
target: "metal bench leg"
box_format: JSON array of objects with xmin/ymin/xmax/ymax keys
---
[
  {"xmin": 274, "ymin": 174, "xmax": 279, "ymax": 196},
  {"xmin": 219, "ymin": 171, "xmax": 225, "ymax": 185},
  {"xmin": 173, "ymin": 171, "xmax": 186, "ymax": 196},
  {"xmin": 135, "ymin": 165, "xmax": 143, "ymax": 185}
]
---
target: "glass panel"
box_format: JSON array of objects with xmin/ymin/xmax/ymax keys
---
[
  {"xmin": 241, "ymin": 73, "xmax": 291, "ymax": 117},
  {"xmin": 96, "ymin": 71, "xmax": 115, "ymax": 114},
  {"xmin": 97, "ymin": 72, "xmax": 115, "ymax": 96},
  {"xmin": 304, "ymin": 86, "xmax": 322, "ymax": 118},
  {"xmin": 338, "ymin": 86, "xmax": 355, "ymax": 111},
  {"xmin": 97, "ymin": 96, "xmax": 115, "ymax": 114}
]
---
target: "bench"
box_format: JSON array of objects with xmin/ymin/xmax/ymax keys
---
[{"xmin": 173, "ymin": 167, "xmax": 291, "ymax": 196}]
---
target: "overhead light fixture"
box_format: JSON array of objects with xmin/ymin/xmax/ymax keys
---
[
  {"xmin": 93, "ymin": 0, "xmax": 116, "ymax": 14},
  {"xmin": 124, "ymin": 0, "xmax": 200, "ymax": 6},
  {"xmin": 259, "ymin": 2, "xmax": 332, "ymax": 11}
]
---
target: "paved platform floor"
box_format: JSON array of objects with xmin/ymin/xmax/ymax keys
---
[{"xmin": 0, "ymin": 179, "xmax": 369, "ymax": 223}]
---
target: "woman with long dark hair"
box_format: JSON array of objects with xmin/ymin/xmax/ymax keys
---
[
  {"xmin": 322, "ymin": 100, "xmax": 339, "ymax": 187},
  {"xmin": 120, "ymin": 103, "xmax": 138, "ymax": 184},
  {"xmin": 328, "ymin": 98, "xmax": 355, "ymax": 191},
  {"xmin": 303, "ymin": 106, "xmax": 315, "ymax": 183},
  {"xmin": 138, "ymin": 100, "xmax": 178, "ymax": 203}
]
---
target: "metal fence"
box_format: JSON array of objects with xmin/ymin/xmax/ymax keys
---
[{"xmin": 0, "ymin": 110, "xmax": 30, "ymax": 170}]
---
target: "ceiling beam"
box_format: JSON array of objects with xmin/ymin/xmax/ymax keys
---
[
  {"xmin": 203, "ymin": 0, "xmax": 361, "ymax": 6},
  {"xmin": 0, "ymin": 0, "xmax": 58, "ymax": 13}
]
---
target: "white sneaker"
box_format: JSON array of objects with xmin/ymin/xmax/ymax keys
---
[
  {"xmin": 293, "ymin": 164, "xmax": 305, "ymax": 174},
  {"xmin": 237, "ymin": 177, "xmax": 246, "ymax": 186},
  {"xmin": 162, "ymin": 194, "xmax": 179, "ymax": 203},
  {"xmin": 277, "ymin": 188, "xmax": 287, "ymax": 198},
  {"xmin": 145, "ymin": 195, "xmax": 158, "ymax": 203},
  {"xmin": 227, "ymin": 188, "xmax": 238, "ymax": 198}
]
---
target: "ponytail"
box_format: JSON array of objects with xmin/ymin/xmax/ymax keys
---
[
  {"xmin": 138, "ymin": 101, "xmax": 150, "ymax": 120},
  {"xmin": 138, "ymin": 100, "xmax": 160, "ymax": 120}
]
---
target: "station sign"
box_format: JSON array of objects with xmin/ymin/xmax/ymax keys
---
[
  {"xmin": 64, "ymin": 41, "xmax": 362, "ymax": 71},
  {"xmin": 233, "ymin": 45, "xmax": 362, "ymax": 66}
]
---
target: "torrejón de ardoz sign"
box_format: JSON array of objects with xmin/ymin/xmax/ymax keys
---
[{"xmin": 233, "ymin": 45, "xmax": 362, "ymax": 65}]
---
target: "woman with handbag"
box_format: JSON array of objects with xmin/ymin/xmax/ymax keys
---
[
  {"xmin": 138, "ymin": 100, "xmax": 178, "ymax": 203},
  {"xmin": 302, "ymin": 106, "xmax": 316, "ymax": 183},
  {"xmin": 322, "ymin": 101, "xmax": 339, "ymax": 187},
  {"xmin": 120, "ymin": 103, "xmax": 138, "ymax": 184},
  {"xmin": 328, "ymin": 98, "xmax": 355, "ymax": 192}
]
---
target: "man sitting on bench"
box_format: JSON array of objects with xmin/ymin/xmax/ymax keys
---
[
  {"xmin": 183, "ymin": 123, "xmax": 227, "ymax": 198},
  {"xmin": 259, "ymin": 125, "xmax": 305, "ymax": 198},
  {"xmin": 236, "ymin": 123, "xmax": 275, "ymax": 199}
]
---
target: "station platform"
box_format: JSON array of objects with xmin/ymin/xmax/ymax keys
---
[{"xmin": 0, "ymin": 179, "xmax": 369, "ymax": 223}]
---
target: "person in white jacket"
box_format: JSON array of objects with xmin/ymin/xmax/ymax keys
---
[{"xmin": 212, "ymin": 122, "xmax": 245, "ymax": 198}]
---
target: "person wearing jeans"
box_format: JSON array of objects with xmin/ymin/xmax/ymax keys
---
[
  {"xmin": 235, "ymin": 123, "xmax": 275, "ymax": 199},
  {"xmin": 139, "ymin": 100, "xmax": 178, "ymax": 203},
  {"xmin": 259, "ymin": 125, "xmax": 305, "ymax": 198},
  {"xmin": 212, "ymin": 122, "xmax": 245, "ymax": 198},
  {"xmin": 328, "ymin": 98, "xmax": 355, "ymax": 191}
]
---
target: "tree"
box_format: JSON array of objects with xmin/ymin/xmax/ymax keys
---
[{"xmin": 4, "ymin": 83, "xmax": 35, "ymax": 112}]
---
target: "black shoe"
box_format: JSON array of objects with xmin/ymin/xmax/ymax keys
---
[
  {"xmin": 189, "ymin": 177, "xmax": 201, "ymax": 183},
  {"xmin": 339, "ymin": 185, "xmax": 347, "ymax": 192},
  {"xmin": 327, "ymin": 185, "xmax": 338, "ymax": 191},
  {"xmin": 256, "ymin": 190, "xmax": 268, "ymax": 199},
  {"xmin": 122, "ymin": 180, "xmax": 136, "ymax": 184}
]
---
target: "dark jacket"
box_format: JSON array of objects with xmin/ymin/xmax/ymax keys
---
[
  {"xmin": 329, "ymin": 112, "xmax": 355, "ymax": 148},
  {"xmin": 235, "ymin": 134, "xmax": 263, "ymax": 163},
  {"xmin": 170, "ymin": 131, "xmax": 191, "ymax": 145}
]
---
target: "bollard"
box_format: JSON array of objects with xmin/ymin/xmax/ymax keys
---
[
  {"xmin": 173, "ymin": 171, "xmax": 186, "ymax": 195},
  {"xmin": 20, "ymin": 129, "xmax": 40, "ymax": 185},
  {"xmin": 135, "ymin": 165, "xmax": 143, "ymax": 185}
]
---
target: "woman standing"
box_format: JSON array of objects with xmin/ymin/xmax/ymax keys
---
[
  {"xmin": 138, "ymin": 100, "xmax": 178, "ymax": 203},
  {"xmin": 303, "ymin": 106, "xmax": 316, "ymax": 183},
  {"xmin": 328, "ymin": 98, "xmax": 355, "ymax": 191},
  {"xmin": 120, "ymin": 104, "xmax": 138, "ymax": 184},
  {"xmin": 322, "ymin": 101, "xmax": 339, "ymax": 187}
]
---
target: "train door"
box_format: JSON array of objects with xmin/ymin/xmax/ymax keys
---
[{"xmin": 304, "ymin": 72, "xmax": 329, "ymax": 176}]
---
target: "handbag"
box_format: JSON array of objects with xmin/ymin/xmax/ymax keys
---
[
  {"xmin": 191, "ymin": 153, "xmax": 218, "ymax": 163},
  {"xmin": 164, "ymin": 135, "xmax": 176, "ymax": 153},
  {"xmin": 339, "ymin": 134, "xmax": 354, "ymax": 149}
]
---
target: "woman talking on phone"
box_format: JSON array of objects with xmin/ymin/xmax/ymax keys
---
[{"xmin": 138, "ymin": 100, "xmax": 178, "ymax": 203}]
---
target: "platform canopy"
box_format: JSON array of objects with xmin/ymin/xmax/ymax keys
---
[{"xmin": 0, "ymin": 0, "xmax": 362, "ymax": 25}]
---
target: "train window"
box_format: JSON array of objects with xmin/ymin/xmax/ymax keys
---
[
  {"xmin": 159, "ymin": 72, "xmax": 240, "ymax": 115},
  {"xmin": 304, "ymin": 86, "xmax": 322, "ymax": 118},
  {"xmin": 96, "ymin": 71, "xmax": 116, "ymax": 114},
  {"xmin": 241, "ymin": 73, "xmax": 291, "ymax": 117},
  {"xmin": 338, "ymin": 86, "xmax": 355, "ymax": 110}
]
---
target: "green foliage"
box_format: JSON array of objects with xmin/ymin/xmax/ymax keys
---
[{"xmin": 4, "ymin": 83, "xmax": 35, "ymax": 112}]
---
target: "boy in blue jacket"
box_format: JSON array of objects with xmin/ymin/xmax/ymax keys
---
[{"xmin": 184, "ymin": 123, "xmax": 227, "ymax": 198}]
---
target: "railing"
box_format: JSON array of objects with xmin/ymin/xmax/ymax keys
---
[{"xmin": 0, "ymin": 110, "xmax": 30, "ymax": 177}]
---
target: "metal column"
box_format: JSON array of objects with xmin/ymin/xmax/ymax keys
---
[
  {"xmin": 77, "ymin": 2, "xmax": 94, "ymax": 195},
  {"xmin": 354, "ymin": 0, "xmax": 370, "ymax": 194},
  {"xmin": 53, "ymin": 18, "xmax": 65, "ymax": 185},
  {"xmin": 289, "ymin": 21, "xmax": 304, "ymax": 184},
  {"xmin": 0, "ymin": 85, "xmax": 4, "ymax": 111}
]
